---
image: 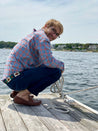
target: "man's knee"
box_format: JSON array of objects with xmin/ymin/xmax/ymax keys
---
[{"xmin": 52, "ymin": 68, "xmax": 62, "ymax": 81}]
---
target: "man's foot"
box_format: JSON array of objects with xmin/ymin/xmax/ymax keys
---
[
  {"xmin": 10, "ymin": 91, "xmax": 34, "ymax": 98},
  {"xmin": 13, "ymin": 95, "xmax": 41, "ymax": 106}
]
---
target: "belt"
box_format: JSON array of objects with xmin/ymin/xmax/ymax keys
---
[{"xmin": 3, "ymin": 72, "xmax": 21, "ymax": 84}]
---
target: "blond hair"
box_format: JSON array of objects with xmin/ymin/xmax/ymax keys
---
[{"xmin": 43, "ymin": 19, "xmax": 63, "ymax": 35}]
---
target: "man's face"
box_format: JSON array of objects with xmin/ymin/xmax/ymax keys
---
[{"xmin": 44, "ymin": 26, "xmax": 60, "ymax": 41}]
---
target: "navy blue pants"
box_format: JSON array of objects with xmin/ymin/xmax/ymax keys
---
[{"xmin": 7, "ymin": 66, "xmax": 61, "ymax": 96}]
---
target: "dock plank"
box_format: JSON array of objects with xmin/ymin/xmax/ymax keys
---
[
  {"xmin": 14, "ymin": 103, "xmax": 49, "ymax": 131},
  {"xmin": 38, "ymin": 94, "xmax": 90, "ymax": 131},
  {"xmin": 31, "ymin": 104, "xmax": 69, "ymax": 131},
  {"xmin": 1, "ymin": 97, "xmax": 28, "ymax": 131},
  {"xmin": 0, "ymin": 110, "xmax": 6, "ymax": 131},
  {"xmin": 0, "ymin": 94, "xmax": 98, "ymax": 131},
  {"xmin": 66, "ymin": 95, "xmax": 98, "ymax": 121},
  {"xmin": 69, "ymin": 106, "xmax": 98, "ymax": 131},
  {"xmin": 46, "ymin": 94, "xmax": 98, "ymax": 131}
]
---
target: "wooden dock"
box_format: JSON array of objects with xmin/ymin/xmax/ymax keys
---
[{"xmin": 0, "ymin": 93, "xmax": 98, "ymax": 131}]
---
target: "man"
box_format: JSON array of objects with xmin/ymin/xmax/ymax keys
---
[{"xmin": 2, "ymin": 19, "xmax": 64, "ymax": 106}]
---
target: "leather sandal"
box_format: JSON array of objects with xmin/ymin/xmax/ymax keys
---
[
  {"xmin": 10, "ymin": 91, "xmax": 19, "ymax": 98},
  {"xmin": 13, "ymin": 96, "xmax": 41, "ymax": 106}
]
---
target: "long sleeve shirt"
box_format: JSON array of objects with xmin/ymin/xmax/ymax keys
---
[{"xmin": 2, "ymin": 29, "xmax": 64, "ymax": 80}]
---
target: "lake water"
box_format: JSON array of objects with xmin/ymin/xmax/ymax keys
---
[{"xmin": 0, "ymin": 49, "xmax": 98, "ymax": 111}]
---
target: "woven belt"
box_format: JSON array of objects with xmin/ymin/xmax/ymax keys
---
[{"xmin": 3, "ymin": 72, "xmax": 21, "ymax": 84}]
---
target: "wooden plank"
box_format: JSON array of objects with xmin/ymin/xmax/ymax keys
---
[
  {"xmin": 66, "ymin": 95, "xmax": 98, "ymax": 121},
  {"xmin": 0, "ymin": 110, "xmax": 6, "ymax": 131},
  {"xmin": 30, "ymin": 103, "xmax": 69, "ymax": 131},
  {"xmin": 0, "ymin": 94, "xmax": 98, "ymax": 131},
  {"xmin": 64, "ymin": 96, "xmax": 98, "ymax": 131},
  {"xmin": 38, "ymin": 94, "xmax": 89, "ymax": 131},
  {"xmin": 39, "ymin": 94, "xmax": 98, "ymax": 131},
  {"xmin": 68, "ymin": 106, "xmax": 98, "ymax": 131},
  {"xmin": 13, "ymin": 103, "xmax": 49, "ymax": 131},
  {"xmin": 0, "ymin": 96, "xmax": 28, "ymax": 131},
  {"xmin": 0, "ymin": 95, "xmax": 7, "ymax": 131}
]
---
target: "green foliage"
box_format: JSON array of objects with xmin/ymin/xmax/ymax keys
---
[
  {"xmin": 53, "ymin": 43, "xmax": 98, "ymax": 52},
  {"xmin": 0, "ymin": 41, "xmax": 17, "ymax": 48},
  {"xmin": 0, "ymin": 41, "xmax": 98, "ymax": 52},
  {"xmin": 54, "ymin": 44, "xmax": 59, "ymax": 48}
]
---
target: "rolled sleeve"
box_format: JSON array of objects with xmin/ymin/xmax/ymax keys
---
[{"xmin": 36, "ymin": 39, "xmax": 64, "ymax": 72}]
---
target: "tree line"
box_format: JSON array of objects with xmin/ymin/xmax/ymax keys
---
[
  {"xmin": 0, "ymin": 41, "xmax": 98, "ymax": 52},
  {"xmin": 52, "ymin": 43, "xmax": 98, "ymax": 52},
  {"xmin": 0, "ymin": 41, "xmax": 17, "ymax": 48}
]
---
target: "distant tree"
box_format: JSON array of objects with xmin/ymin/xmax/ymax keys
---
[{"xmin": 0, "ymin": 41, "xmax": 17, "ymax": 48}]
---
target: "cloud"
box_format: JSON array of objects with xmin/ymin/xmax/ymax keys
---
[{"xmin": 0, "ymin": 0, "xmax": 98, "ymax": 43}]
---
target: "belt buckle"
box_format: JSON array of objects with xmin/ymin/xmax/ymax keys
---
[{"xmin": 14, "ymin": 72, "xmax": 20, "ymax": 77}]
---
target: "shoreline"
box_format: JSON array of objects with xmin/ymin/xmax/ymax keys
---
[{"xmin": 51, "ymin": 49, "xmax": 98, "ymax": 52}]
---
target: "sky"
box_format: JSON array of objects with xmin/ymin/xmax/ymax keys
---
[{"xmin": 0, "ymin": 0, "xmax": 98, "ymax": 44}]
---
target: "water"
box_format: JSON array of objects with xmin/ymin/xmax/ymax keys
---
[{"xmin": 0, "ymin": 49, "xmax": 98, "ymax": 111}]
